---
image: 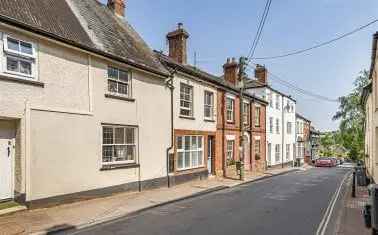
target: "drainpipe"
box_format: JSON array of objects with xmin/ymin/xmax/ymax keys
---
[
  {"xmin": 281, "ymin": 97, "xmax": 284, "ymax": 169},
  {"xmin": 165, "ymin": 70, "xmax": 176, "ymax": 188}
]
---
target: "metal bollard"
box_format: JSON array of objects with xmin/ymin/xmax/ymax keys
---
[{"xmin": 352, "ymin": 171, "xmax": 356, "ymax": 198}]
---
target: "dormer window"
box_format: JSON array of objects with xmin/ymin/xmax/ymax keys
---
[{"xmin": 3, "ymin": 35, "xmax": 36, "ymax": 78}]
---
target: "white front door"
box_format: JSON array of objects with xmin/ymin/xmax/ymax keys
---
[{"xmin": 0, "ymin": 138, "xmax": 13, "ymax": 200}]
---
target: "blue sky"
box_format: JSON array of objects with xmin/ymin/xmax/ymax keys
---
[{"xmin": 101, "ymin": 0, "xmax": 378, "ymax": 131}]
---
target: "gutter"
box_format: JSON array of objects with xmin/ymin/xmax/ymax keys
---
[{"xmin": 0, "ymin": 15, "xmax": 170, "ymax": 79}]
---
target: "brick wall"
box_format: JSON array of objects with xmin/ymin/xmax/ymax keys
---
[
  {"xmin": 251, "ymin": 102, "xmax": 267, "ymax": 173},
  {"xmin": 214, "ymin": 88, "xmax": 267, "ymax": 176}
]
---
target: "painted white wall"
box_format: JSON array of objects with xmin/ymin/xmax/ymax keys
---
[
  {"xmin": 246, "ymin": 87, "xmax": 296, "ymax": 166},
  {"xmin": 0, "ymin": 25, "xmax": 170, "ymax": 201},
  {"xmin": 173, "ymin": 73, "xmax": 217, "ymax": 132}
]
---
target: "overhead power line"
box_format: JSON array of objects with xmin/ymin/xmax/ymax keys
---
[
  {"xmin": 251, "ymin": 19, "xmax": 378, "ymax": 60},
  {"xmin": 247, "ymin": 0, "xmax": 272, "ymax": 61},
  {"xmin": 246, "ymin": 64, "xmax": 339, "ymax": 102}
]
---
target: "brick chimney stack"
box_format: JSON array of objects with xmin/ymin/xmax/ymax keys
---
[
  {"xmin": 108, "ymin": 0, "xmax": 125, "ymax": 18},
  {"xmin": 166, "ymin": 23, "xmax": 190, "ymax": 64},
  {"xmin": 255, "ymin": 64, "xmax": 268, "ymax": 85},
  {"xmin": 223, "ymin": 57, "xmax": 239, "ymax": 85}
]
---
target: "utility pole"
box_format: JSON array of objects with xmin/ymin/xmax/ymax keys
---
[{"xmin": 238, "ymin": 56, "xmax": 248, "ymax": 181}]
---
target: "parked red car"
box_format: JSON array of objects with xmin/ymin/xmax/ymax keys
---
[{"xmin": 315, "ymin": 158, "xmax": 336, "ymax": 167}]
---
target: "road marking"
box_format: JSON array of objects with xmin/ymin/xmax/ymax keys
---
[{"xmin": 316, "ymin": 172, "xmax": 351, "ymax": 235}]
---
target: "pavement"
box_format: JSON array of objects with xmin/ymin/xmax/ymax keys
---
[
  {"xmin": 67, "ymin": 167, "xmax": 350, "ymax": 235},
  {"xmin": 334, "ymin": 173, "xmax": 371, "ymax": 235},
  {"xmin": 0, "ymin": 166, "xmax": 299, "ymax": 235}
]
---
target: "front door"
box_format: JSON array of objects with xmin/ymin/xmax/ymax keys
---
[
  {"xmin": 207, "ymin": 136, "xmax": 214, "ymax": 175},
  {"xmin": 0, "ymin": 138, "xmax": 13, "ymax": 200}
]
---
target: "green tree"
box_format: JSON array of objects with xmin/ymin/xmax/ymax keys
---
[
  {"xmin": 333, "ymin": 70, "xmax": 369, "ymax": 161},
  {"xmin": 319, "ymin": 132, "xmax": 335, "ymax": 157}
]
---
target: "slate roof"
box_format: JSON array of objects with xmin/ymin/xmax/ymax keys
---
[
  {"xmin": 0, "ymin": 0, "xmax": 168, "ymax": 77},
  {"xmin": 155, "ymin": 51, "xmax": 268, "ymax": 105},
  {"xmin": 296, "ymin": 113, "xmax": 311, "ymax": 123},
  {"xmin": 245, "ymin": 79, "xmax": 297, "ymax": 102}
]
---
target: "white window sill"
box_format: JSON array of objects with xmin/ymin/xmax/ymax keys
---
[
  {"xmin": 100, "ymin": 163, "xmax": 139, "ymax": 171},
  {"xmin": 176, "ymin": 165, "xmax": 206, "ymax": 172},
  {"xmin": 0, "ymin": 74, "xmax": 43, "ymax": 87},
  {"xmin": 105, "ymin": 93, "xmax": 135, "ymax": 102},
  {"xmin": 179, "ymin": 115, "xmax": 195, "ymax": 120}
]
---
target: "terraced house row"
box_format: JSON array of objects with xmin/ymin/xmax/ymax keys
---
[{"xmin": 0, "ymin": 0, "xmax": 314, "ymax": 208}]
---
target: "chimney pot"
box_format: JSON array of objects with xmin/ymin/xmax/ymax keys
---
[
  {"xmin": 178, "ymin": 23, "xmax": 183, "ymax": 29},
  {"xmin": 107, "ymin": 0, "xmax": 125, "ymax": 18}
]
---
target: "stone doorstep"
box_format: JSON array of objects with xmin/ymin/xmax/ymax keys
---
[{"xmin": 0, "ymin": 205, "xmax": 27, "ymax": 217}]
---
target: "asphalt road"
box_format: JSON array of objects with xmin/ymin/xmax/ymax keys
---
[{"xmin": 69, "ymin": 167, "xmax": 351, "ymax": 235}]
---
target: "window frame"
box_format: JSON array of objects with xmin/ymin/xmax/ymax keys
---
[
  {"xmin": 286, "ymin": 144, "xmax": 290, "ymax": 160},
  {"xmin": 269, "ymin": 117, "xmax": 274, "ymax": 134},
  {"xmin": 287, "ymin": 122, "xmax": 292, "ymax": 134},
  {"xmin": 107, "ymin": 66, "xmax": 132, "ymax": 98},
  {"xmin": 3, "ymin": 35, "xmax": 36, "ymax": 79},
  {"xmin": 275, "ymin": 144, "xmax": 281, "ymax": 162},
  {"xmin": 180, "ymin": 83, "xmax": 194, "ymax": 117},
  {"xmin": 101, "ymin": 125, "xmax": 138, "ymax": 166},
  {"xmin": 204, "ymin": 90, "xmax": 214, "ymax": 120},
  {"xmin": 243, "ymin": 101, "xmax": 250, "ymax": 126},
  {"xmin": 4, "ymin": 35, "xmax": 36, "ymax": 59},
  {"xmin": 227, "ymin": 140, "xmax": 235, "ymax": 160},
  {"xmin": 254, "ymin": 106, "xmax": 261, "ymax": 127},
  {"xmin": 276, "ymin": 118, "xmax": 280, "ymax": 134},
  {"xmin": 226, "ymin": 96, "xmax": 235, "ymax": 123},
  {"xmin": 176, "ymin": 135, "xmax": 204, "ymax": 171},
  {"xmin": 276, "ymin": 94, "xmax": 280, "ymax": 110},
  {"xmin": 268, "ymin": 92, "xmax": 273, "ymax": 108},
  {"xmin": 255, "ymin": 139, "xmax": 261, "ymax": 155}
]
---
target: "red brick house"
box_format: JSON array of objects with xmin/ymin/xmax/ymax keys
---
[{"xmin": 215, "ymin": 58, "xmax": 267, "ymax": 177}]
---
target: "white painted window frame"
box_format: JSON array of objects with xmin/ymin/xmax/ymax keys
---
[
  {"xmin": 2, "ymin": 34, "xmax": 37, "ymax": 79},
  {"xmin": 180, "ymin": 83, "xmax": 194, "ymax": 117},
  {"xmin": 107, "ymin": 66, "xmax": 132, "ymax": 98},
  {"xmin": 102, "ymin": 125, "xmax": 138, "ymax": 165},
  {"xmin": 204, "ymin": 90, "xmax": 214, "ymax": 120},
  {"xmin": 176, "ymin": 135, "xmax": 204, "ymax": 171},
  {"xmin": 226, "ymin": 139, "xmax": 235, "ymax": 160},
  {"xmin": 226, "ymin": 96, "xmax": 235, "ymax": 123},
  {"xmin": 243, "ymin": 101, "xmax": 250, "ymax": 126}
]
